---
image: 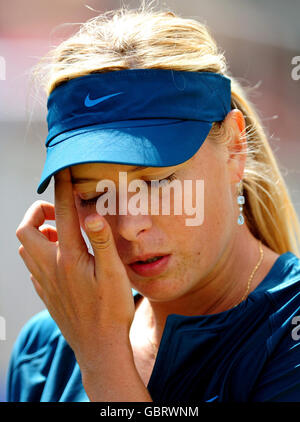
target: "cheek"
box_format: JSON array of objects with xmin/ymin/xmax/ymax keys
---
[
  {"xmin": 195, "ymin": 178, "xmax": 235, "ymax": 265},
  {"xmin": 168, "ymin": 177, "xmax": 233, "ymax": 258},
  {"xmin": 207, "ymin": 179, "xmax": 234, "ymax": 225}
]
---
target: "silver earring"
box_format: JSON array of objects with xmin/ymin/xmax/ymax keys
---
[{"xmin": 237, "ymin": 180, "xmax": 245, "ymax": 225}]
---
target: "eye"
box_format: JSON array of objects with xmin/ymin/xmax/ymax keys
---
[
  {"xmin": 145, "ymin": 172, "xmax": 177, "ymax": 185},
  {"xmin": 79, "ymin": 195, "xmax": 101, "ymax": 208},
  {"xmin": 79, "ymin": 173, "xmax": 177, "ymax": 207}
]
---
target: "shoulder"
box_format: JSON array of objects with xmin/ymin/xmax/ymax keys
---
[
  {"xmin": 249, "ymin": 252, "xmax": 300, "ymax": 401},
  {"xmin": 7, "ymin": 288, "xmax": 140, "ymax": 402},
  {"xmin": 256, "ymin": 251, "xmax": 300, "ymax": 309},
  {"xmin": 270, "ymin": 252, "xmax": 300, "ymax": 305},
  {"xmin": 6, "ymin": 310, "xmax": 62, "ymax": 401},
  {"xmin": 11, "ymin": 310, "xmax": 61, "ymax": 360},
  {"xmin": 257, "ymin": 251, "xmax": 300, "ymax": 343}
]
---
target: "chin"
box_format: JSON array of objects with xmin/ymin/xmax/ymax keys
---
[{"xmin": 132, "ymin": 278, "xmax": 188, "ymax": 303}]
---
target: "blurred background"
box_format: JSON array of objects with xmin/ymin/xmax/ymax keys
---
[{"xmin": 0, "ymin": 0, "xmax": 299, "ymax": 402}]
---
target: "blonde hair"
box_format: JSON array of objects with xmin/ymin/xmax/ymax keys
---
[{"xmin": 32, "ymin": 1, "xmax": 300, "ymax": 256}]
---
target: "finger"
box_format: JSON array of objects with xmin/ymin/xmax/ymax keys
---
[
  {"xmin": 54, "ymin": 168, "xmax": 87, "ymax": 254},
  {"xmin": 84, "ymin": 213, "xmax": 126, "ymax": 280},
  {"xmin": 17, "ymin": 200, "xmax": 55, "ymax": 231},
  {"xmin": 16, "ymin": 201, "xmax": 56, "ymax": 259},
  {"xmin": 39, "ymin": 224, "xmax": 58, "ymax": 243},
  {"xmin": 30, "ymin": 274, "xmax": 46, "ymax": 303},
  {"xmin": 18, "ymin": 244, "xmax": 41, "ymax": 281}
]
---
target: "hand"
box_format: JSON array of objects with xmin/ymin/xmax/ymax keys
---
[{"xmin": 16, "ymin": 168, "xmax": 136, "ymax": 371}]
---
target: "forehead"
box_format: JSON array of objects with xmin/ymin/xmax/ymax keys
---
[
  {"xmin": 71, "ymin": 163, "xmax": 145, "ymax": 177},
  {"xmin": 71, "ymin": 163, "xmax": 171, "ymax": 177},
  {"xmin": 70, "ymin": 160, "xmax": 192, "ymax": 181}
]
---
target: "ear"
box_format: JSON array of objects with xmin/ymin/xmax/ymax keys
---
[{"xmin": 224, "ymin": 109, "xmax": 247, "ymax": 183}]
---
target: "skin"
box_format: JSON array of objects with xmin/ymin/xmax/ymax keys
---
[{"xmin": 16, "ymin": 109, "xmax": 280, "ymax": 400}]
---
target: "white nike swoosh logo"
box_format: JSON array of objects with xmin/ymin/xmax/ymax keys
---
[{"xmin": 84, "ymin": 91, "xmax": 124, "ymax": 107}]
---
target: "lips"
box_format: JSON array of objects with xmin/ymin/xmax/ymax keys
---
[
  {"xmin": 128, "ymin": 254, "xmax": 171, "ymax": 277},
  {"xmin": 128, "ymin": 253, "xmax": 170, "ymax": 265}
]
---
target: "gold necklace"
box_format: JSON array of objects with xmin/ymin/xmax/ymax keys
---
[
  {"xmin": 146, "ymin": 240, "xmax": 264, "ymax": 352},
  {"xmin": 235, "ymin": 239, "xmax": 264, "ymax": 306}
]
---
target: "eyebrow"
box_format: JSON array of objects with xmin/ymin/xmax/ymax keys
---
[{"xmin": 71, "ymin": 166, "xmax": 150, "ymax": 184}]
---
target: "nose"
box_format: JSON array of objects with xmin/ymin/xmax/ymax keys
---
[{"xmin": 117, "ymin": 213, "xmax": 153, "ymax": 241}]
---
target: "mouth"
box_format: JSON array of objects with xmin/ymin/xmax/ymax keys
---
[{"xmin": 128, "ymin": 254, "xmax": 171, "ymax": 277}]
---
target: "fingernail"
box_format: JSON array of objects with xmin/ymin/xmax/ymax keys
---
[{"xmin": 85, "ymin": 216, "xmax": 104, "ymax": 232}]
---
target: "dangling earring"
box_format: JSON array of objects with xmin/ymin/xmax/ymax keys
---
[{"xmin": 237, "ymin": 180, "xmax": 245, "ymax": 225}]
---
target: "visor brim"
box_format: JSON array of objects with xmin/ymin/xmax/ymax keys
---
[{"xmin": 37, "ymin": 119, "xmax": 212, "ymax": 194}]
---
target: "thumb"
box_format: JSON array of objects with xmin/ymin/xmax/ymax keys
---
[{"xmin": 84, "ymin": 214, "xmax": 124, "ymax": 279}]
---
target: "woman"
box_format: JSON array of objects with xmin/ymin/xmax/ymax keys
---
[{"xmin": 8, "ymin": 4, "xmax": 300, "ymax": 402}]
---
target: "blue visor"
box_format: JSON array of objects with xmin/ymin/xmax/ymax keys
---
[{"xmin": 37, "ymin": 68, "xmax": 231, "ymax": 194}]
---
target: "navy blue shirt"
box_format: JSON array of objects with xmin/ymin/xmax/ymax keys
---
[{"xmin": 6, "ymin": 251, "xmax": 300, "ymax": 402}]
